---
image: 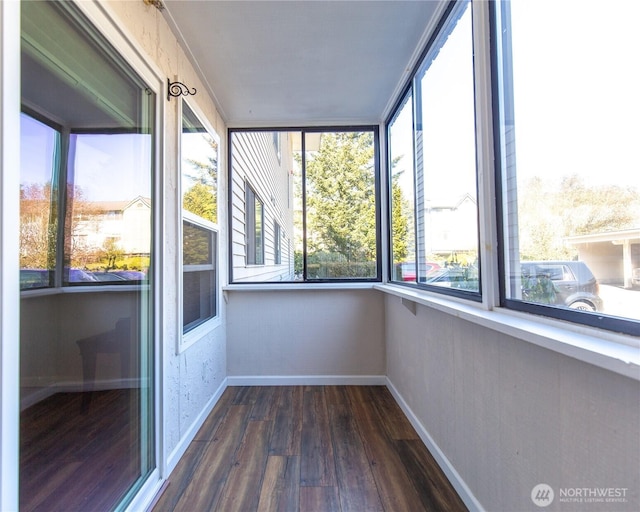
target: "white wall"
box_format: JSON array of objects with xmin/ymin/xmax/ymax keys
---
[
  {"xmin": 105, "ymin": 0, "xmax": 229, "ymax": 475},
  {"xmin": 385, "ymin": 294, "xmax": 640, "ymax": 511},
  {"xmin": 227, "ymin": 288, "xmax": 385, "ymax": 379}
]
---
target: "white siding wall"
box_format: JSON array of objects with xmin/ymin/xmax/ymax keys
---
[{"xmin": 231, "ymin": 131, "xmax": 295, "ymax": 282}]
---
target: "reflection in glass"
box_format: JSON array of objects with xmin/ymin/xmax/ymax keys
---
[
  {"xmin": 182, "ymin": 102, "xmax": 218, "ymax": 224},
  {"xmin": 254, "ymin": 196, "xmax": 264, "ymax": 265},
  {"xmin": 180, "ymin": 101, "xmax": 218, "ymax": 334},
  {"xmin": 389, "ymin": 94, "xmax": 416, "ymax": 283},
  {"xmin": 20, "ymin": 2, "xmax": 155, "ymax": 510},
  {"xmin": 20, "ymin": 114, "xmax": 59, "ymax": 289},
  {"xmin": 183, "ymin": 221, "xmax": 213, "ymax": 265},
  {"xmin": 183, "ymin": 219, "xmax": 217, "ymax": 332},
  {"xmin": 415, "ymin": 0, "xmax": 479, "ymax": 293},
  {"xmin": 496, "ymin": 0, "xmax": 640, "ymax": 326},
  {"xmin": 67, "ymin": 133, "xmax": 152, "ymax": 283}
]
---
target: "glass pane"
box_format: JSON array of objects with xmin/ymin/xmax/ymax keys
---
[
  {"xmin": 67, "ymin": 133, "xmax": 151, "ymax": 283},
  {"xmin": 389, "ymin": 94, "xmax": 417, "ymax": 283},
  {"xmin": 274, "ymin": 222, "xmax": 282, "ymax": 264},
  {"xmin": 415, "ymin": 0, "xmax": 479, "ymax": 293},
  {"xmin": 182, "ymin": 102, "xmax": 218, "ymax": 224},
  {"xmin": 497, "ymin": 0, "xmax": 640, "ymax": 324},
  {"xmin": 20, "ymin": 2, "xmax": 155, "ymax": 510},
  {"xmin": 183, "ymin": 269, "xmax": 215, "ymax": 331},
  {"xmin": 20, "ymin": 113, "xmax": 58, "ymax": 289},
  {"xmin": 305, "ymin": 131, "xmax": 378, "ymax": 279},
  {"xmin": 230, "ymin": 131, "xmax": 297, "ymax": 281},
  {"xmin": 183, "ymin": 221, "xmax": 212, "ymax": 266},
  {"xmin": 254, "ymin": 196, "xmax": 264, "ymax": 265}
]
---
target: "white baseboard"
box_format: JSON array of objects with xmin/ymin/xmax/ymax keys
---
[
  {"xmin": 226, "ymin": 374, "xmax": 387, "ymax": 386},
  {"xmin": 385, "ymin": 378, "xmax": 484, "ymax": 512},
  {"xmin": 165, "ymin": 377, "xmax": 228, "ymax": 476}
]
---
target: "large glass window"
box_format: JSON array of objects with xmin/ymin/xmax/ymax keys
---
[
  {"xmin": 494, "ymin": 0, "xmax": 640, "ymax": 334},
  {"xmin": 389, "ymin": 0, "xmax": 479, "ymax": 297},
  {"xmin": 230, "ymin": 128, "xmax": 380, "ymax": 283},
  {"xmin": 20, "ymin": 2, "xmax": 156, "ymax": 509},
  {"xmin": 181, "ymin": 101, "xmax": 218, "ymax": 335}
]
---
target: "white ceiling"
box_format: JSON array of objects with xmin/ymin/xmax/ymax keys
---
[{"xmin": 163, "ymin": 0, "xmax": 442, "ymax": 127}]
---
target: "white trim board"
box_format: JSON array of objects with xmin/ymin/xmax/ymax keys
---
[
  {"xmin": 165, "ymin": 377, "xmax": 229, "ymax": 476},
  {"xmin": 227, "ymin": 375, "xmax": 387, "ymax": 387},
  {"xmin": 385, "ymin": 378, "xmax": 484, "ymax": 512}
]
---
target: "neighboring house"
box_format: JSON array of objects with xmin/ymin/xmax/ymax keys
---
[
  {"xmin": 425, "ymin": 193, "xmax": 478, "ymax": 256},
  {"xmin": 74, "ymin": 196, "xmax": 152, "ymax": 257}
]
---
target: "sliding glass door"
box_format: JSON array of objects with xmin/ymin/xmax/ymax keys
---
[{"xmin": 20, "ymin": 2, "xmax": 155, "ymax": 509}]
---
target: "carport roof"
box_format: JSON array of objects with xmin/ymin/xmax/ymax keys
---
[{"xmin": 566, "ymin": 228, "xmax": 640, "ymax": 245}]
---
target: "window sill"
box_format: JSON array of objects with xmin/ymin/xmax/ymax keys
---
[
  {"xmin": 223, "ymin": 282, "xmax": 377, "ymax": 292},
  {"xmin": 375, "ymin": 284, "xmax": 640, "ymax": 381},
  {"xmin": 179, "ymin": 316, "xmax": 223, "ymax": 354},
  {"xmin": 21, "ymin": 284, "xmax": 148, "ymax": 297}
]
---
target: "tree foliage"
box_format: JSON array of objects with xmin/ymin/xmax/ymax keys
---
[
  {"xmin": 20, "ymin": 182, "xmax": 57, "ymax": 269},
  {"xmin": 390, "ymin": 166, "xmax": 413, "ymax": 263},
  {"xmin": 183, "ymin": 137, "xmax": 218, "ymax": 223},
  {"xmin": 518, "ymin": 174, "xmax": 640, "ymax": 260},
  {"xmin": 305, "ymin": 132, "xmax": 376, "ymax": 264}
]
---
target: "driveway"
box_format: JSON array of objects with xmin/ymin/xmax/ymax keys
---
[{"xmin": 598, "ymin": 285, "xmax": 639, "ymax": 320}]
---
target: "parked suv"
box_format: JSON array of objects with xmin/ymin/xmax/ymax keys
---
[{"xmin": 520, "ymin": 261, "xmax": 603, "ymax": 312}]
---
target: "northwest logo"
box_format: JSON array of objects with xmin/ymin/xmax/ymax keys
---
[{"xmin": 531, "ymin": 484, "xmax": 555, "ymax": 507}]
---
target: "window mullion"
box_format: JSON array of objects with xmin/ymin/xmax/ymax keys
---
[
  {"xmin": 56, "ymin": 128, "xmax": 71, "ymax": 288},
  {"xmin": 301, "ymin": 131, "xmax": 308, "ymax": 281}
]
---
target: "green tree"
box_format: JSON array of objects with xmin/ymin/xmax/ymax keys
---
[
  {"xmin": 518, "ymin": 174, "xmax": 640, "ymax": 261},
  {"xmin": 305, "ymin": 132, "xmax": 376, "ymax": 266},
  {"xmin": 183, "ymin": 137, "xmax": 218, "ymax": 223},
  {"xmin": 558, "ymin": 174, "xmax": 638, "ymax": 235},
  {"xmin": 100, "ymin": 237, "xmax": 124, "ymax": 270},
  {"xmin": 20, "ymin": 182, "xmax": 57, "ymax": 269},
  {"xmin": 390, "ymin": 167, "xmax": 412, "ymax": 263}
]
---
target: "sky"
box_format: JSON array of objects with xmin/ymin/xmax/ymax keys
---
[
  {"xmin": 389, "ymin": 0, "xmax": 639, "ymax": 201},
  {"xmin": 509, "ymin": 0, "xmax": 639, "ymax": 188},
  {"xmin": 21, "ymin": 114, "xmax": 152, "ymax": 202}
]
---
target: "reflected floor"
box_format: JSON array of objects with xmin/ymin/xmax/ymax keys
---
[{"xmin": 20, "ymin": 389, "xmax": 140, "ymax": 512}]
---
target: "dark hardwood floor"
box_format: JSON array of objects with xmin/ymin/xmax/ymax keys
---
[
  {"xmin": 20, "ymin": 389, "xmax": 141, "ymax": 512},
  {"xmin": 152, "ymin": 386, "xmax": 468, "ymax": 512}
]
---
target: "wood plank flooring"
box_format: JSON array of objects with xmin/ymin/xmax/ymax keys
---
[
  {"xmin": 20, "ymin": 389, "xmax": 141, "ymax": 512},
  {"xmin": 152, "ymin": 386, "xmax": 468, "ymax": 512}
]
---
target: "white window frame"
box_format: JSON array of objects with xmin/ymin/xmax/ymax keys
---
[{"xmin": 178, "ymin": 98, "xmax": 221, "ymax": 353}]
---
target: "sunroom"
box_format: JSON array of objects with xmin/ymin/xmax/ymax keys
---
[{"xmin": 1, "ymin": 1, "xmax": 639, "ymax": 511}]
